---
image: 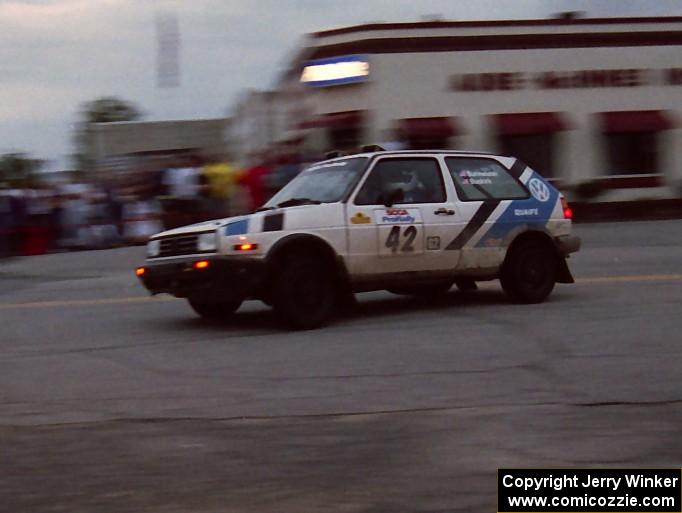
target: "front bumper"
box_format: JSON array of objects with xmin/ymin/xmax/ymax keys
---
[
  {"xmin": 554, "ymin": 234, "xmax": 581, "ymax": 256},
  {"xmin": 137, "ymin": 255, "xmax": 268, "ymax": 300}
]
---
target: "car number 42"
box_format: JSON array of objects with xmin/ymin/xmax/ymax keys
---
[{"xmin": 385, "ymin": 225, "xmax": 418, "ymax": 253}]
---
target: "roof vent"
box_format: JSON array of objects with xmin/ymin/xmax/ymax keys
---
[
  {"xmin": 325, "ymin": 150, "xmax": 348, "ymax": 159},
  {"xmin": 554, "ymin": 11, "xmax": 586, "ymax": 20},
  {"xmin": 360, "ymin": 144, "xmax": 385, "ymax": 153}
]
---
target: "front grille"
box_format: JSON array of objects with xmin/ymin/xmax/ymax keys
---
[{"xmin": 157, "ymin": 235, "xmax": 200, "ymax": 258}]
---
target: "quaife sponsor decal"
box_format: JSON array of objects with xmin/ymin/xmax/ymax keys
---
[{"xmin": 514, "ymin": 208, "xmax": 539, "ymax": 216}]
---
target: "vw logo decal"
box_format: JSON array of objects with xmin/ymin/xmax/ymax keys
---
[{"xmin": 528, "ymin": 178, "xmax": 551, "ymax": 202}]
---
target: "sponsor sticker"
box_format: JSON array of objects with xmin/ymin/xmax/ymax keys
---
[
  {"xmin": 459, "ymin": 168, "xmax": 498, "ymax": 185},
  {"xmin": 375, "ymin": 208, "xmax": 422, "ymax": 225},
  {"xmin": 427, "ymin": 236, "xmax": 441, "ymax": 250},
  {"xmin": 350, "ymin": 212, "xmax": 371, "ymax": 224},
  {"xmin": 514, "ymin": 208, "xmax": 539, "ymax": 216}
]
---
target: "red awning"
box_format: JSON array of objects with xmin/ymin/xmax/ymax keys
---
[
  {"xmin": 598, "ymin": 110, "xmax": 675, "ymax": 133},
  {"xmin": 493, "ymin": 112, "xmax": 567, "ymax": 135},
  {"xmin": 298, "ymin": 110, "xmax": 365, "ymax": 129},
  {"xmin": 398, "ymin": 117, "xmax": 460, "ymax": 139},
  {"xmin": 297, "ymin": 118, "xmax": 318, "ymax": 129}
]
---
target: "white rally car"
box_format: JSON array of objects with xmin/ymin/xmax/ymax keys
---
[{"xmin": 137, "ymin": 149, "xmax": 580, "ymax": 329}]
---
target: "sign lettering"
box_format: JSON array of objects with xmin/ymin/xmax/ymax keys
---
[{"xmin": 450, "ymin": 68, "xmax": 682, "ymax": 92}]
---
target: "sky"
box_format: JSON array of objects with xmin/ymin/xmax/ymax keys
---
[{"xmin": 1, "ymin": 0, "xmax": 681, "ymax": 170}]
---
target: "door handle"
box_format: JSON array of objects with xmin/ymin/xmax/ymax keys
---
[{"xmin": 434, "ymin": 208, "xmax": 455, "ymax": 216}]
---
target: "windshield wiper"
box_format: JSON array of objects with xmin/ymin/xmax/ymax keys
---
[
  {"xmin": 254, "ymin": 206, "xmax": 275, "ymax": 212},
  {"xmin": 276, "ymin": 197, "xmax": 322, "ymax": 208}
]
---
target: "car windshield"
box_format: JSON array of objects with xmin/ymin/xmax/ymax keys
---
[{"xmin": 263, "ymin": 157, "xmax": 368, "ymax": 208}]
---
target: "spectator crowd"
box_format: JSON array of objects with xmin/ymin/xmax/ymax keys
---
[{"xmin": 0, "ymin": 151, "xmax": 311, "ymax": 259}]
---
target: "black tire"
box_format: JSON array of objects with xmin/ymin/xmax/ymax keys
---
[
  {"xmin": 188, "ymin": 297, "xmax": 242, "ymax": 319},
  {"xmin": 500, "ymin": 239, "xmax": 557, "ymax": 303},
  {"xmin": 388, "ymin": 280, "xmax": 454, "ymax": 297},
  {"xmin": 271, "ymin": 254, "xmax": 336, "ymax": 330}
]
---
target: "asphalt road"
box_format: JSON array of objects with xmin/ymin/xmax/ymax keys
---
[{"xmin": 1, "ymin": 220, "xmax": 682, "ymax": 512}]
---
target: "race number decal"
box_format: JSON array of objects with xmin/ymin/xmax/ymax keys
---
[
  {"xmin": 385, "ymin": 225, "xmax": 417, "ymax": 253},
  {"xmin": 375, "ymin": 208, "xmax": 424, "ymax": 256},
  {"xmin": 379, "ymin": 224, "xmax": 424, "ymax": 255}
]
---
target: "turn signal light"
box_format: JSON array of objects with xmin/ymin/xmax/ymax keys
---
[
  {"xmin": 135, "ymin": 267, "xmax": 146, "ymax": 277},
  {"xmin": 194, "ymin": 260, "xmax": 210, "ymax": 270},
  {"xmin": 233, "ymin": 243, "xmax": 258, "ymax": 251},
  {"xmin": 561, "ymin": 197, "xmax": 574, "ymax": 220}
]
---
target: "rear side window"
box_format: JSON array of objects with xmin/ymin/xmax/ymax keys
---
[{"xmin": 445, "ymin": 158, "xmax": 529, "ymax": 201}]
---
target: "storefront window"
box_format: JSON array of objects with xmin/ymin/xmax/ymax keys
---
[
  {"xmin": 603, "ymin": 132, "xmax": 659, "ymax": 175},
  {"xmin": 498, "ymin": 134, "xmax": 556, "ymax": 179},
  {"xmin": 328, "ymin": 126, "xmax": 362, "ymax": 151}
]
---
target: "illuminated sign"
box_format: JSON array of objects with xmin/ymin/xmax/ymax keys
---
[{"xmin": 300, "ymin": 55, "xmax": 370, "ymax": 87}]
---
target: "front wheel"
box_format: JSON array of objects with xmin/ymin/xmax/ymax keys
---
[
  {"xmin": 271, "ymin": 255, "xmax": 336, "ymax": 330},
  {"xmin": 500, "ymin": 239, "xmax": 557, "ymax": 303},
  {"xmin": 187, "ymin": 297, "xmax": 242, "ymax": 319}
]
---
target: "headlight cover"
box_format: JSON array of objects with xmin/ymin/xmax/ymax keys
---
[
  {"xmin": 147, "ymin": 239, "xmax": 160, "ymax": 257},
  {"xmin": 197, "ymin": 232, "xmax": 217, "ymax": 252}
]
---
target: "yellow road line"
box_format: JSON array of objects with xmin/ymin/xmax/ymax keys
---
[
  {"xmin": 1, "ymin": 274, "xmax": 681, "ymax": 310},
  {"xmin": 0, "ymin": 296, "xmax": 174, "ymax": 310},
  {"xmin": 576, "ymin": 274, "xmax": 682, "ymax": 284}
]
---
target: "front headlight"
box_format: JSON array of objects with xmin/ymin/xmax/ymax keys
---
[
  {"xmin": 147, "ymin": 239, "xmax": 160, "ymax": 257},
  {"xmin": 197, "ymin": 232, "xmax": 217, "ymax": 252}
]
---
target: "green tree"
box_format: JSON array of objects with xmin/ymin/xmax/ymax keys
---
[
  {"xmin": 81, "ymin": 97, "xmax": 142, "ymax": 123},
  {"xmin": 0, "ymin": 153, "xmax": 42, "ymax": 186},
  {"xmin": 72, "ymin": 96, "xmax": 143, "ymax": 172}
]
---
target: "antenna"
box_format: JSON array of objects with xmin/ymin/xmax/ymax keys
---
[{"xmin": 155, "ymin": 10, "xmax": 181, "ymax": 88}]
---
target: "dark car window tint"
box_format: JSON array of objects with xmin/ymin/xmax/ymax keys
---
[
  {"xmin": 355, "ymin": 158, "xmax": 446, "ymax": 205},
  {"xmin": 445, "ymin": 158, "xmax": 528, "ymax": 201}
]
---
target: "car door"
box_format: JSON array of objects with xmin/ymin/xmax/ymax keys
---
[{"xmin": 345, "ymin": 156, "xmax": 461, "ymax": 276}]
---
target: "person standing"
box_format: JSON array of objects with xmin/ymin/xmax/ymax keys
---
[
  {"xmin": 239, "ymin": 154, "xmax": 274, "ymax": 212},
  {"xmin": 0, "ymin": 185, "xmax": 12, "ymax": 257}
]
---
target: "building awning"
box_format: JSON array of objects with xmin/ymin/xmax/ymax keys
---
[
  {"xmin": 298, "ymin": 110, "xmax": 365, "ymax": 129},
  {"xmin": 598, "ymin": 110, "xmax": 675, "ymax": 133},
  {"xmin": 493, "ymin": 112, "xmax": 568, "ymax": 135},
  {"xmin": 398, "ymin": 117, "xmax": 460, "ymax": 139}
]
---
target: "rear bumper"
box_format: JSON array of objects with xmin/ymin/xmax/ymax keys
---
[
  {"xmin": 554, "ymin": 234, "xmax": 581, "ymax": 256},
  {"xmin": 137, "ymin": 255, "xmax": 268, "ymax": 300}
]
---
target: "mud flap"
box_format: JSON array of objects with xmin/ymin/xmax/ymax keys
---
[{"xmin": 556, "ymin": 257, "xmax": 575, "ymax": 284}]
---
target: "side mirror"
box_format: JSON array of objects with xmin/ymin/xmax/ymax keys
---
[{"xmin": 383, "ymin": 188, "xmax": 404, "ymax": 207}]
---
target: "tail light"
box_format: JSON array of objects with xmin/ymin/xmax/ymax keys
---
[{"xmin": 561, "ymin": 197, "xmax": 573, "ymax": 220}]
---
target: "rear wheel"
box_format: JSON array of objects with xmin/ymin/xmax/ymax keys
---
[
  {"xmin": 271, "ymin": 254, "xmax": 336, "ymax": 330},
  {"xmin": 500, "ymin": 239, "xmax": 557, "ymax": 303},
  {"xmin": 188, "ymin": 297, "xmax": 242, "ymax": 319}
]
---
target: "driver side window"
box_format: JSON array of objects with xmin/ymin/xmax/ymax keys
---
[{"xmin": 354, "ymin": 158, "xmax": 445, "ymax": 205}]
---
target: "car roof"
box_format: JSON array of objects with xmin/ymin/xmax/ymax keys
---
[{"xmin": 332, "ymin": 150, "xmax": 499, "ymax": 160}]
